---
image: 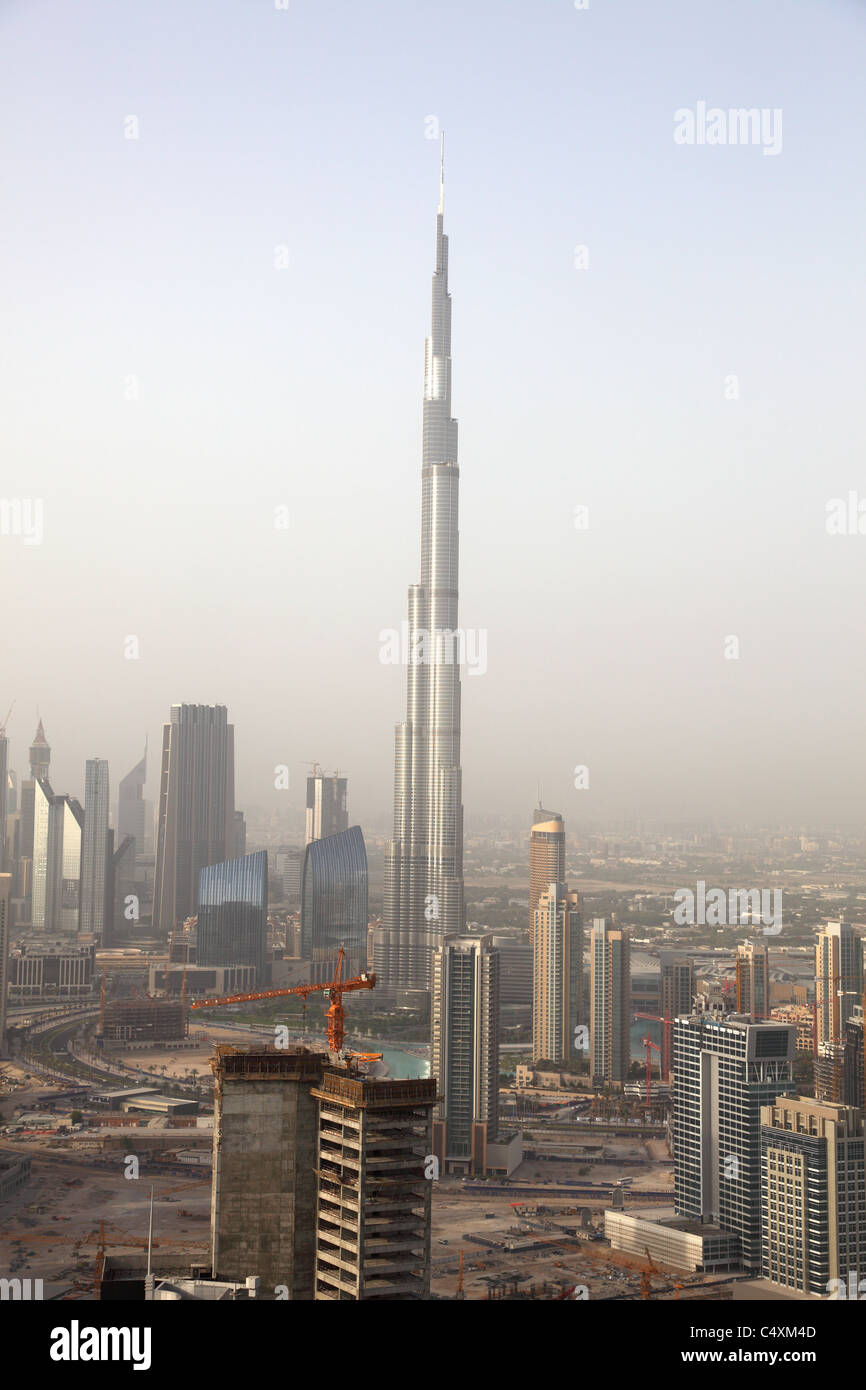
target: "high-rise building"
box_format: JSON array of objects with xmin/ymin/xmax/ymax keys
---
[
  {"xmin": 31, "ymin": 778, "xmax": 83, "ymax": 935},
  {"xmin": 305, "ymin": 769, "xmax": 348, "ymax": 847},
  {"xmin": 380, "ymin": 148, "xmax": 465, "ymax": 992},
  {"xmin": 233, "ymin": 810, "xmax": 246, "ymax": 859},
  {"xmin": 529, "ymin": 809, "xmax": 565, "ymax": 944},
  {"xmin": 0, "ymin": 874, "xmax": 11, "ymax": 1055},
  {"xmin": 117, "ymin": 744, "xmax": 147, "ymax": 853},
  {"xmin": 29, "ymin": 718, "xmax": 50, "ymax": 781},
  {"xmin": 532, "ymin": 882, "xmax": 583, "ymax": 1064},
  {"xmin": 311, "ymin": 1070, "xmax": 436, "ymax": 1300},
  {"xmin": 210, "ymin": 1046, "xmax": 326, "ymax": 1298},
  {"xmin": 844, "ymin": 1005, "xmax": 865, "ymax": 1111},
  {"xmin": 430, "ymin": 933, "xmax": 499, "ymax": 1174},
  {"xmin": 79, "ymin": 758, "xmax": 110, "ymax": 943},
  {"xmin": 816, "ymin": 920, "xmax": 863, "ymax": 1047},
  {"xmin": 197, "ymin": 851, "xmax": 268, "ymax": 982},
  {"xmin": 673, "ymin": 1014, "xmax": 796, "ymax": 1272},
  {"xmin": 30, "ymin": 777, "xmax": 52, "ymax": 930},
  {"xmin": 153, "ymin": 704, "xmax": 235, "ymax": 936},
  {"xmin": 761, "ymin": 1095, "xmax": 866, "ymax": 1297},
  {"xmin": 300, "ymin": 826, "xmax": 367, "ymax": 979},
  {"xmin": 735, "ymin": 939, "xmax": 770, "ymax": 1018},
  {"xmin": 659, "ymin": 951, "xmax": 695, "ymax": 1075},
  {"xmin": 590, "ymin": 918, "xmax": 631, "ymax": 1084}
]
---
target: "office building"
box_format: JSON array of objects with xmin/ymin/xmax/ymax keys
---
[
  {"xmin": 210, "ymin": 1046, "xmax": 327, "ymax": 1298},
  {"xmin": 816, "ymin": 920, "xmax": 863, "ymax": 1048},
  {"xmin": 659, "ymin": 951, "xmax": 695, "ymax": 1075},
  {"xmin": 673, "ymin": 1014, "xmax": 796, "ymax": 1272},
  {"xmin": 117, "ymin": 744, "xmax": 147, "ymax": 853},
  {"xmin": 305, "ymin": 768, "xmax": 348, "ymax": 846},
  {"xmin": 300, "ymin": 826, "xmax": 367, "ymax": 979},
  {"xmin": 590, "ymin": 917, "xmax": 630, "ymax": 1084},
  {"xmin": 490, "ymin": 935, "xmax": 532, "ymax": 1006},
  {"xmin": 8, "ymin": 938, "xmax": 94, "ymax": 1001},
  {"xmin": 529, "ymin": 809, "xmax": 565, "ymax": 944},
  {"xmin": 154, "ymin": 704, "xmax": 235, "ymax": 936},
  {"xmin": 736, "ymin": 940, "xmax": 770, "ymax": 1019},
  {"xmin": 197, "ymin": 850, "xmax": 268, "ymax": 983},
  {"xmin": 380, "ymin": 149, "xmax": 465, "ymax": 991},
  {"xmin": 761, "ymin": 1095, "xmax": 866, "ymax": 1297},
  {"xmin": 532, "ymin": 882, "xmax": 583, "ymax": 1064},
  {"xmin": 32, "ymin": 778, "xmax": 83, "ymax": 935},
  {"xmin": 79, "ymin": 757, "xmax": 110, "ymax": 943},
  {"xmin": 431, "ymin": 933, "xmax": 499, "ymax": 1173},
  {"xmin": 312, "ymin": 1070, "xmax": 436, "ymax": 1300}
]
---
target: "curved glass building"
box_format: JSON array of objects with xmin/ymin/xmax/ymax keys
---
[
  {"xmin": 301, "ymin": 826, "xmax": 368, "ymax": 978},
  {"xmin": 197, "ymin": 849, "xmax": 268, "ymax": 981}
]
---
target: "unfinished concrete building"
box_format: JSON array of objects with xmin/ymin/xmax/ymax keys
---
[
  {"xmin": 210, "ymin": 1046, "xmax": 327, "ymax": 1298},
  {"xmin": 311, "ymin": 1072, "xmax": 436, "ymax": 1300}
]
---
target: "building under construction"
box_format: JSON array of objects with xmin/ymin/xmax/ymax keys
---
[
  {"xmin": 99, "ymin": 996, "xmax": 187, "ymax": 1043},
  {"xmin": 210, "ymin": 1046, "xmax": 327, "ymax": 1299},
  {"xmin": 312, "ymin": 1070, "xmax": 436, "ymax": 1300},
  {"xmin": 209, "ymin": 1046, "xmax": 437, "ymax": 1300}
]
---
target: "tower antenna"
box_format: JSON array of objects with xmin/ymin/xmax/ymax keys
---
[{"xmin": 439, "ymin": 131, "xmax": 445, "ymax": 215}]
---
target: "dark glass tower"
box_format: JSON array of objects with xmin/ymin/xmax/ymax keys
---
[
  {"xmin": 197, "ymin": 850, "xmax": 268, "ymax": 981},
  {"xmin": 301, "ymin": 825, "xmax": 368, "ymax": 979},
  {"xmin": 380, "ymin": 142, "xmax": 465, "ymax": 991},
  {"xmin": 153, "ymin": 704, "xmax": 235, "ymax": 936}
]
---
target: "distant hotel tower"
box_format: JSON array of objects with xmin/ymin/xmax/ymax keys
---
[
  {"xmin": 305, "ymin": 767, "xmax": 348, "ymax": 846},
  {"xmin": 529, "ymin": 807, "xmax": 565, "ymax": 945},
  {"xmin": 153, "ymin": 704, "xmax": 235, "ymax": 936},
  {"xmin": 735, "ymin": 939, "xmax": 769, "ymax": 1018},
  {"xmin": 380, "ymin": 143, "xmax": 465, "ymax": 990}
]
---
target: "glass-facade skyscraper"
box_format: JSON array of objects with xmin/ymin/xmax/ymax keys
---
[
  {"xmin": 197, "ymin": 849, "xmax": 268, "ymax": 982},
  {"xmin": 380, "ymin": 145, "xmax": 465, "ymax": 992},
  {"xmin": 301, "ymin": 825, "xmax": 367, "ymax": 978}
]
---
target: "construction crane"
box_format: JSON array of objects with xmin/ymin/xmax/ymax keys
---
[
  {"xmin": 634, "ymin": 1012, "xmax": 672, "ymax": 1080},
  {"xmin": 640, "ymin": 1036, "xmax": 661, "ymax": 1109},
  {"xmin": 0, "ymin": 702, "xmax": 13, "ymax": 736},
  {"xmin": 640, "ymin": 1245, "xmax": 661, "ymax": 1299},
  {"xmin": 191, "ymin": 945, "xmax": 379, "ymax": 1062}
]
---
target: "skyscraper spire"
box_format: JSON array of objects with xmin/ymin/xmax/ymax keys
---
[
  {"xmin": 378, "ymin": 151, "xmax": 465, "ymax": 991},
  {"xmin": 439, "ymin": 130, "xmax": 445, "ymax": 215}
]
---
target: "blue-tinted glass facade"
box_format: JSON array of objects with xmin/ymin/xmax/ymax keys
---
[
  {"xmin": 301, "ymin": 826, "xmax": 368, "ymax": 976},
  {"xmin": 197, "ymin": 850, "xmax": 267, "ymax": 980}
]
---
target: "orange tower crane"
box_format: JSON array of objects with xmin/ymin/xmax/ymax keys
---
[
  {"xmin": 640, "ymin": 1036, "xmax": 661, "ymax": 1108},
  {"xmin": 634, "ymin": 1012, "xmax": 672, "ymax": 1079},
  {"xmin": 190, "ymin": 945, "xmax": 378, "ymax": 1060}
]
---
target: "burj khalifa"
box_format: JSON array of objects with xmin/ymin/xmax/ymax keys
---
[{"xmin": 378, "ymin": 141, "xmax": 465, "ymax": 991}]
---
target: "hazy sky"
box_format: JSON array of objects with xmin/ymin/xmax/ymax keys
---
[{"xmin": 3, "ymin": 0, "xmax": 865, "ymax": 830}]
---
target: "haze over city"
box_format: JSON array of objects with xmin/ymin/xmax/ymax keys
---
[{"xmin": 4, "ymin": 0, "xmax": 866, "ymax": 827}]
